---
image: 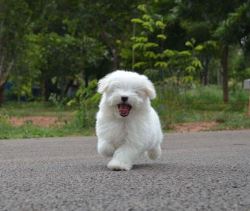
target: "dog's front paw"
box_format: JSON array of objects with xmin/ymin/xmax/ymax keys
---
[{"xmin": 107, "ymin": 159, "xmax": 132, "ymax": 171}]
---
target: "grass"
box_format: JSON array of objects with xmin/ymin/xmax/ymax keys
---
[
  {"xmin": 0, "ymin": 102, "xmax": 93, "ymax": 139},
  {"xmin": 0, "ymin": 101, "xmax": 74, "ymax": 117},
  {"xmin": 0, "ymin": 85, "xmax": 250, "ymax": 139},
  {"xmin": 153, "ymin": 84, "xmax": 250, "ymax": 131},
  {"xmin": 0, "ymin": 122, "xmax": 94, "ymax": 139}
]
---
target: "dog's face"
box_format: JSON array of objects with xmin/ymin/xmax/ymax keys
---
[{"xmin": 98, "ymin": 70, "xmax": 156, "ymax": 117}]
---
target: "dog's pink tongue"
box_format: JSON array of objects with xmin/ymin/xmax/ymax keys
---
[{"xmin": 118, "ymin": 104, "xmax": 131, "ymax": 117}]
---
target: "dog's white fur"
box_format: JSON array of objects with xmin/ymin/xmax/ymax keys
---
[{"xmin": 96, "ymin": 70, "xmax": 163, "ymax": 170}]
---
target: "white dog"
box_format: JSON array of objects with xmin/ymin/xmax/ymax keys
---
[{"xmin": 96, "ymin": 70, "xmax": 163, "ymax": 170}]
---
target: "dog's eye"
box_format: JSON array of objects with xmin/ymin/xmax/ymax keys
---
[{"xmin": 135, "ymin": 90, "xmax": 143, "ymax": 95}]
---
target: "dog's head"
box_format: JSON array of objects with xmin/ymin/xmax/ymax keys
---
[{"xmin": 97, "ymin": 70, "xmax": 156, "ymax": 117}]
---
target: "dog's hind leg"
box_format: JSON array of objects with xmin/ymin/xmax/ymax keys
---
[{"xmin": 147, "ymin": 145, "xmax": 161, "ymax": 160}]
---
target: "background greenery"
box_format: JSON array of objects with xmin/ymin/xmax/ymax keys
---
[{"xmin": 0, "ymin": 0, "xmax": 250, "ymax": 138}]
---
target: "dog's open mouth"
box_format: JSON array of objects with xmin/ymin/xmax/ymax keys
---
[{"xmin": 117, "ymin": 103, "xmax": 132, "ymax": 117}]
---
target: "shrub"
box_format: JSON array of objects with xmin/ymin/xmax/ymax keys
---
[
  {"xmin": 228, "ymin": 88, "xmax": 248, "ymax": 111},
  {"xmin": 152, "ymin": 83, "xmax": 249, "ymax": 130},
  {"xmin": 68, "ymin": 80, "xmax": 100, "ymax": 129}
]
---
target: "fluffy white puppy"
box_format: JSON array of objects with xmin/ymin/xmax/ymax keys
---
[{"xmin": 96, "ymin": 70, "xmax": 163, "ymax": 170}]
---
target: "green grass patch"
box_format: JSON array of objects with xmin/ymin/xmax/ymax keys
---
[
  {"xmin": 0, "ymin": 122, "xmax": 93, "ymax": 139},
  {"xmin": 0, "ymin": 102, "xmax": 92, "ymax": 139},
  {"xmin": 153, "ymin": 84, "xmax": 250, "ymax": 130},
  {"xmin": 214, "ymin": 112, "xmax": 250, "ymax": 130},
  {"xmin": 0, "ymin": 102, "xmax": 74, "ymax": 117}
]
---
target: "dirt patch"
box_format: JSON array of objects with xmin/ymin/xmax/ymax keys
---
[
  {"xmin": 172, "ymin": 121, "xmax": 218, "ymax": 133},
  {"xmin": 9, "ymin": 116, "xmax": 218, "ymax": 132},
  {"xmin": 9, "ymin": 116, "xmax": 67, "ymax": 128}
]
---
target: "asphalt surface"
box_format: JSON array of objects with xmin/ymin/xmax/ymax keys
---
[{"xmin": 0, "ymin": 130, "xmax": 250, "ymax": 211}]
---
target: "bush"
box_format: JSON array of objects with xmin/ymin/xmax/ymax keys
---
[
  {"xmin": 228, "ymin": 88, "xmax": 248, "ymax": 111},
  {"xmin": 152, "ymin": 84, "xmax": 249, "ymax": 130},
  {"xmin": 68, "ymin": 80, "xmax": 100, "ymax": 130},
  {"xmin": 67, "ymin": 79, "xmax": 249, "ymax": 132}
]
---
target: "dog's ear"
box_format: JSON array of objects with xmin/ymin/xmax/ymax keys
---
[
  {"xmin": 142, "ymin": 76, "xmax": 156, "ymax": 99},
  {"xmin": 97, "ymin": 76, "xmax": 109, "ymax": 94}
]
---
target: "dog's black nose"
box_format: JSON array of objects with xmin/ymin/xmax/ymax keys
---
[{"xmin": 121, "ymin": 96, "xmax": 128, "ymax": 102}]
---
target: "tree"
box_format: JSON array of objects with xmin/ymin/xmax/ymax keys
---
[
  {"xmin": 0, "ymin": 0, "xmax": 31, "ymax": 104},
  {"xmin": 17, "ymin": 0, "xmax": 107, "ymax": 100},
  {"xmin": 129, "ymin": 4, "xmax": 202, "ymax": 83},
  {"xmin": 213, "ymin": 1, "xmax": 250, "ymax": 102},
  {"xmin": 172, "ymin": 0, "xmax": 247, "ymax": 102},
  {"xmin": 76, "ymin": 0, "xmax": 143, "ymax": 71}
]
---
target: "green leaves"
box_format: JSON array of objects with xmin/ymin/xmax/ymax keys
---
[
  {"xmin": 163, "ymin": 49, "xmax": 175, "ymax": 57},
  {"xmin": 157, "ymin": 34, "xmax": 167, "ymax": 40},
  {"xmin": 191, "ymin": 58, "xmax": 202, "ymax": 69},
  {"xmin": 185, "ymin": 38, "xmax": 196, "ymax": 48},
  {"xmin": 133, "ymin": 61, "xmax": 147, "ymax": 69},
  {"xmin": 137, "ymin": 4, "xmax": 147, "ymax": 12},
  {"xmin": 154, "ymin": 61, "xmax": 168, "ymax": 68},
  {"xmin": 132, "ymin": 41, "xmax": 158, "ymax": 50},
  {"xmin": 144, "ymin": 42, "xmax": 159, "ymax": 48},
  {"xmin": 142, "ymin": 22, "xmax": 154, "ymax": 32},
  {"xmin": 214, "ymin": 1, "xmax": 250, "ymax": 44},
  {"xmin": 144, "ymin": 51, "xmax": 157, "ymax": 59},
  {"xmin": 132, "ymin": 43, "xmax": 145, "ymax": 50},
  {"xmin": 194, "ymin": 45, "xmax": 204, "ymax": 51},
  {"xmin": 130, "ymin": 3, "xmax": 202, "ymax": 84},
  {"xmin": 131, "ymin": 18, "xmax": 144, "ymax": 24},
  {"xmin": 155, "ymin": 21, "xmax": 166, "ymax": 29},
  {"xmin": 131, "ymin": 36, "xmax": 148, "ymax": 43}
]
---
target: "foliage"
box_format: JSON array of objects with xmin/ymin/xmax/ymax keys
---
[
  {"xmin": 0, "ymin": 121, "xmax": 89, "ymax": 139},
  {"xmin": 214, "ymin": 1, "xmax": 250, "ymax": 47},
  {"xmin": 0, "ymin": 0, "xmax": 31, "ymax": 89},
  {"xmin": 68, "ymin": 80, "xmax": 100, "ymax": 129},
  {"xmin": 1, "ymin": 0, "xmax": 250, "ymax": 103},
  {"xmin": 1, "ymin": 84, "xmax": 249, "ymax": 139},
  {"xmin": 130, "ymin": 4, "xmax": 202, "ymax": 83},
  {"xmin": 1, "ymin": 0, "xmax": 250, "ymax": 133},
  {"xmin": 152, "ymin": 84, "xmax": 249, "ymax": 130},
  {"xmin": 23, "ymin": 32, "xmax": 106, "ymax": 100},
  {"xmin": 0, "ymin": 102, "xmax": 91, "ymax": 139}
]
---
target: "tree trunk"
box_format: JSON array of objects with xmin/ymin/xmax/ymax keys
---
[
  {"xmin": 203, "ymin": 57, "xmax": 209, "ymax": 85},
  {"xmin": 44, "ymin": 79, "xmax": 50, "ymax": 101},
  {"xmin": 84, "ymin": 74, "xmax": 89, "ymax": 88},
  {"xmin": 111, "ymin": 48, "xmax": 119, "ymax": 70},
  {"xmin": 200, "ymin": 57, "xmax": 210, "ymax": 86},
  {"xmin": 221, "ymin": 45, "xmax": 229, "ymax": 103},
  {"xmin": 100, "ymin": 31, "xmax": 119, "ymax": 70},
  {"xmin": 132, "ymin": 22, "xmax": 136, "ymax": 70},
  {"xmin": 0, "ymin": 58, "xmax": 14, "ymax": 104},
  {"xmin": 0, "ymin": 83, "xmax": 4, "ymax": 106}
]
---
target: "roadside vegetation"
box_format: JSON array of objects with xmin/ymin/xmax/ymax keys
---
[
  {"xmin": 0, "ymin": 102, "xmax": 93, "ymax": 139},
  {"xmin": 1, "ymin": 84, "xmax": 249, "ymax": 139},
  {"xmin": 0, "ymin": 0, "xmax": 250, "ymax": 138}
]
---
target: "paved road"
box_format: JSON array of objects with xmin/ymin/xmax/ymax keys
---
[{"xmin": 0, "ymin": 130, "xmax": 250, "ymax": 211}]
